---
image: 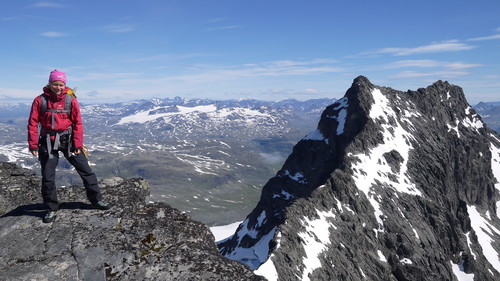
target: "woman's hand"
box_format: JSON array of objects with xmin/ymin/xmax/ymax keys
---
[
  {"xmin": 74, "ymin": 148, "xmax": 81, "ymax": 154},
  {"xmin": 31, "ymin": 150, "xmax": 38, "ymax": 157}
]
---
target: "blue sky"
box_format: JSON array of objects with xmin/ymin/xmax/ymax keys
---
[{"xmin": 1, "ymin": 0, "xmax": 499, "ymax": 104}]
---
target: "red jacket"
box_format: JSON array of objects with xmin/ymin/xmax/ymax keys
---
[{"xmin": 27, "ymin": 87, "xmax": 84, "ymax": 150}]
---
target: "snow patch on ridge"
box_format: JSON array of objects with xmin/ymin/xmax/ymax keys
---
[
  {"xmin": 490, "ymin": 135, "xmax": 500, "ymax": 217},
  {"xmin": 298, "ymin": 209, "xmax": 337, "ymax": 281},
  {"xmin": 212, "ymin": 220, "xmax": 281, "ymax": 280},
  {"xmin": 303, "ymin": 129, "xmax": 328, "ymax": 144},
  {"xmin": 326, "ymin": 97, "xmax": 349, "ymax": 135},
  {"xmin": 446, "ymin": 108, "xmax": 484, "ymax": 138},
  {"xmin": 349, "ymin": 88, "xmax": 421, "ymax": 231},
  {"xmin": 254, "ymin": 231, "xmax": 281, "ymax": 281},
  {"xmin": 378, "ymin": 250, "xmax": 387, "ymax": 263},
  {"xmin": 273, "ymin": 190, "xmax": 295, "ymax": 200},
  {"xmin": 450, "ymin": 260, "xmax": 475, "ymax": 281},
  {"xmin": 463, "ymin": 106, "xmax": 484, "ymax": 133},
  {"xmin": 465, "ymin": 232, "xmax": 477, "ymax": 259},
  {"xmin": 220, "ymin": 213, "xmax": 277, "ymax": 270},
  {"xmin": 210, "ymin": 221, "xmax": 242, "ymax": 242},
  {"xmin": 467, "ymin": 205, "xmax": 500, "ymax": 273},
  {"xmin": 282, "ymin": 170, "xmax": 307, "ymax": 184},
  {"xmin": 447, "ymin": 120, "xmax": 461, "ymax": 138}
]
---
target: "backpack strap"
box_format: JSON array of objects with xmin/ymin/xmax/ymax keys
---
[
  {"xmin": 39, "ymin": 93, "xmax": 74, "ymax": 158},
  {"xmin": 65, "ymin": 93, "xmax": 73, "ymax": 118},
  {"xmin": 40, "ymin": 93, "xmax": 73, "ymax": 113},
  {"xmin": 40, "ymin": 94, "xmax": 73, "ymax": 128},
  {"xmin": 40, "ymin": 88, "xmax": 75, "ymax": 114},
  {"xmin": 40, "ymin": 94, "xmax": 47, "ymax": 116}
]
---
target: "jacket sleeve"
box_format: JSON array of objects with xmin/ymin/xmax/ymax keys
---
[
  {"xmin": 71, "ymin": 98, "xmax": 84, "ymax": 148},
  {"xmin": 27, "ymin": 96, "xmax": 41, "ymax": 150}
]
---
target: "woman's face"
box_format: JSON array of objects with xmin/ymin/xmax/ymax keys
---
[{"xmin": 49, "ymin": 81, "xmax": 66, "ymax": 95}]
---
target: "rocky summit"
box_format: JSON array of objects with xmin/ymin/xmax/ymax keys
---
[
  {"xmin": 0, "ymin": 162, "xmax": 263, "ymax": 281},
  {"xmin": 218, "ymin": 76, "xmax": 500, "ymax": 281}
]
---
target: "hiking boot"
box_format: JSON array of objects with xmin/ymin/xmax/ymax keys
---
[
  {"xmin": 92, "ymin": 201, "xmax": 112, "ymax": 210},
  {"xmin": 43, "ymin": 210, "xmax": 57, "ymax": 223}
]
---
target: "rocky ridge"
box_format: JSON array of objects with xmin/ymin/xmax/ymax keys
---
[
  {"xmin": 0, "ymin": 162, "xmax": 263, "ymax": 281},
  {"xmin": 218, "ymin": 76, "xmax": 500, "ymax": 281}
]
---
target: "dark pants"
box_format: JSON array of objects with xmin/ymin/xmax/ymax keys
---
[{"xmin": 39, "ymin": 148, "xmax": 102, "ymax": 211}]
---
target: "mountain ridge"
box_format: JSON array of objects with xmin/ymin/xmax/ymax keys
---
[{"xmin": 218, "ymin": 76, "xmax": 500, "ymax": 281}]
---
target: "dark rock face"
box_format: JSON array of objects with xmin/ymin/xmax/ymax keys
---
[
  {"xmin": 0, "ymin": 162, "xmax": 263, "ymax": 281},
  {"xmin": 218, "ymin": 76, "xmax": 500, "ymax": 281}
]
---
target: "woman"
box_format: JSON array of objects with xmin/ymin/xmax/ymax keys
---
[{"xmin": 27, "ymin": 70, "xmax": 111, "ymax": 223}]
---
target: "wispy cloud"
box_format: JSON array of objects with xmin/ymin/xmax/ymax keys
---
[
  {"xmin": 206, "ymin": 17, "xmax": 227, "ymax": 24},
  {"xmin": 384, "ymin": 60, "xmax": 440, "ymax": 68},
  {"xmin": 468, "ymin": 27, "xmax": 500, "ymax": 41},
  {"xmin": 444, "ymin": 62, "xmax": 482, "ymax": 69},
  {"xmin": 385, "ymin": 58, "xmax": 481, "ymax": 79},
  {"xmin": 482, "ymin": 75, "xmax": 500, "ymax": 79},
  {"xmin": 385, "ymin": 60, "xmax": 481, "ymax": 70},
  {"xmin": 374, "ymin": 41, "xmax": 476, "ymax": 56},
  {"xmin": 0, "ymin": 17, "xmax": 21, "ymax": 21},
  {"xmin": 31, "ymin": 1, "xmax": 67, "ymax": 8},
  {"xmin": 391, "ymin": 70, "xmax": 471, "ymax": 78},
  {"xmin": 111, "ymin": 59, "xmax": 342, "ymax": 86},
  {"xmin": 204, "ymin": 17, "xmax": 242, "ymax": 31},
  {"xmin": 72, "ymin": 72, "xmax": 141, "ymax": 82},
  {"xmin": 102, "ymin": 24, "xmax": 135, "ymax": 33},
  {"xmin": 40, "ymin": 31, "xmax": 67, "ymax": 37},
  {"xmin": 128, "ymin": 53, "xmax": 209, "ymax": 63},
  {"xmin": 199, "ymin": 59, "xmax": 343, "ymax": 79},
  {"xmin": 468, "ymin": 33, "xmax": 500, "ymax": 41},
  {"xmin": 260, "ymin": 58, "xmax": 338, "ymax": 68},
  {"xmin": 205, "ymin": 25, "xmax": 243, "ymax": 31}
]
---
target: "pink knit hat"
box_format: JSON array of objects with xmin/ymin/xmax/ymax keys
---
[{"xmin": 48, "ymin": 69, "xmax": 67, "ymax": 84}]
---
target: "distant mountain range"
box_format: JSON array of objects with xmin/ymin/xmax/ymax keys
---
[
  {"xmin": 0, "ymin": 97, "xmax": 334, "ymax": 225},
  {"xmin": 474, "ymin": 101, "xmax": 500, "ymax": 133},
  {"xmin": 0, "ymin": 97, "xmax": 498, "ymax": 225}
]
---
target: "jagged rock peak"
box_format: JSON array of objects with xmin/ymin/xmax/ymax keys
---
[
  {"xmin": 0, "ymin": 162, "xmax": 263, "ymax": 281},
  {"xmin": 218, "ymin": 76, "xmax": 500, "ymax": 281},
  {"xmin": 351, "ymin": 75, "xmax": 374, "ymax": 87}
]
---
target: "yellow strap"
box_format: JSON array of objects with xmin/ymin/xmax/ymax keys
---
[{"xmin": 82, "ymin": 145, "xmax": 90, "ymax": 159}]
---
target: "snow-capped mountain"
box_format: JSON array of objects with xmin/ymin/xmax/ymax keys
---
[{"xmin": 218, "ymin": 76, "xmax": 500, "ymax": 281}]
